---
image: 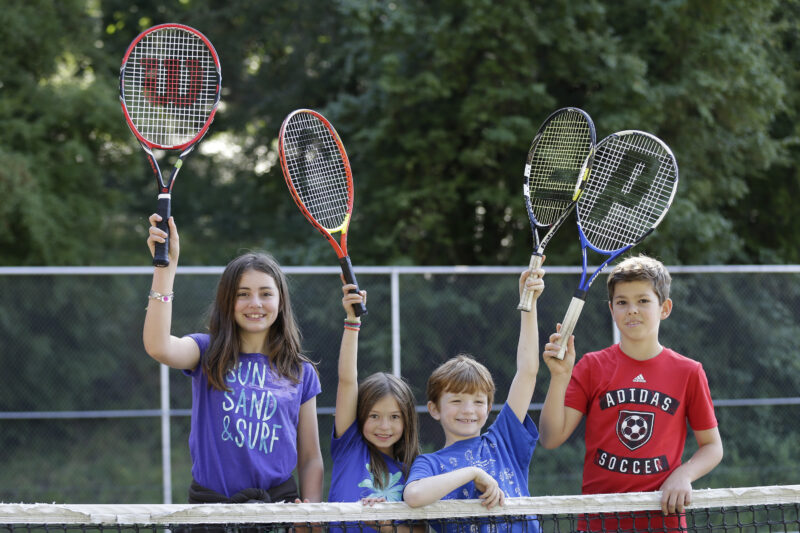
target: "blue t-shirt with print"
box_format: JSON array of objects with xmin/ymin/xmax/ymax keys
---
[
  {"xmin": 407, "ymin": 403, "xmax": 541, "ymax": 533},
  {"xmin": 328, "ymin": 420, "xmax": 407, "ymax": 502}
]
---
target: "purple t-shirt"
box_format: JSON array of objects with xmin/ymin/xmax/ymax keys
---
[{"xmin": 185, "ymin": 333, "xmax": 321, "ymax": 497}]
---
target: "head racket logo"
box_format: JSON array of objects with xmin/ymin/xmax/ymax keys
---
[
  {"xmin": 141, "ymin": 58, "xmax": 203, "ymax": 107},
  {"xmin": 616, "ymin": 410, "xmax": 654, "ymax": 451}
]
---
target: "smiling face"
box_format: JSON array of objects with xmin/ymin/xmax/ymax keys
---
[
  {"xmin": 609, "ymin": 280, "xmax": 672, "ymax": 356},
  {"xmin": 428, "ymin": 390, "xmax": 491, "ymax": 446},
  {"xmin": 361, "ymin": 394, "xmax": 405, "ymax": 455},
  {"xmin": 233, "ymin": 269, "xmax": 280, "ymax": 347}
]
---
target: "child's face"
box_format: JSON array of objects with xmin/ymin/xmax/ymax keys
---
[
  {"xmin": 428, "ymin": 390, "xmax": 490, "ymax": 445},
  {"xmin": 609, "ymin": 280, "xmax": 671, "ymax": 344},
  {"xmin": 362, "ymin": 394, "xmax": 405, "ymax": 455},
  {"xmin": 233, "ymin": 269, "xmax": 280, "ymax": 337}
]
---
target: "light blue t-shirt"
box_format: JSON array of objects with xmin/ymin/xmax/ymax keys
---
[
  {"xmin": 407, "ymin": 403, "xmax": 541, "ymax": 533},
  {"xmin": 328, "ymin": 420, "xmax": 407, "ymax": 502},
  {"xmin": 184, "ymin": 333, "xmax": 321, "ymax": 497}
]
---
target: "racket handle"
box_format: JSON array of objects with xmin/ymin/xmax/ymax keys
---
[
  {"xmin": 517, "ymin": 254, "xmax": 544, "ymax": 312},
  {"xmin": 153, "ymin": 194, "xmax": 171, "ymax": 268},
  {"xmin": 555, "ymin": 296, "xmax": 585, "ymax": 360},
  {"xmin": 339, "ymin": 256, "xmax": 368, "ymax": 317}
]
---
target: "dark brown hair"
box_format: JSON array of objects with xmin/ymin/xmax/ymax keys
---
[
  {"xmin": 607, "ymin": 254, "xmax": 672, "ymax": 304},
  {"xmin": 203, "ymin": 253, "xmax": 310, "ymax": 391},
  {"xmin": 357, "ymin": 372, "xmax": 420, "ymax": 487},
  {"xmin": 426, "ymin": 354, "xmax": 495, "ymax": 408}
]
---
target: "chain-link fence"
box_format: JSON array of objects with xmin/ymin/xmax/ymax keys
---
[{"xmin": 1, "ymin": 265, "xmax": 798, "ymax": 503}]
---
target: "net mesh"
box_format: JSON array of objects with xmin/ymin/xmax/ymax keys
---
[
  {"xmin": 526, "ymin": 109, "xmax": 594, "ymax": 226},
  {"xmin": 121, "ymin": 27, "xmax": 220, "ymax": 148},
  {"xmin": 577, "ymin": 131, "xmax": 678, "ymax": 252},
  {"xmin": 2, "ymin": 485, "xmax": 798, "ymax": 533},
  {"xmin": 280, "ymin": 112, "xmax": 352, "ymax": 232}
]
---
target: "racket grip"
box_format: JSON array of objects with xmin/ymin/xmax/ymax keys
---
[
  {"xmin": 517, "ymin": 254, "xmax": 544, "ymax": 312},
  {"xmin": 555, "ymin": 296, "xmax": 585, "ymax": 360},
  {"xmin": 153, "ymin": 194, "xmax": 171, "ymax": 268},
  {"xmin": 339, "ymin": 256, "xmax": 367, "ymax": 317}
]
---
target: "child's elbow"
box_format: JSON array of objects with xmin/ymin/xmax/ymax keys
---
[
  {"xmin": 402, "ymin": 485, "xmax": 425, "ymax": 508},
  {"xmin": 537, "ymin": 433, "xmax": 564, "ymax": 450}
]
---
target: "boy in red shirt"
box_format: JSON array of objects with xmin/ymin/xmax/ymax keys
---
[{"xmin": 539, "ymin": 255, "xmax": 723, "ymax": 531}]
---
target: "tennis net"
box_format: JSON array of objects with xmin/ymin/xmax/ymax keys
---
[{"xmin": 1, "ymin": 485, "xmax": 798, "ymax": 533}]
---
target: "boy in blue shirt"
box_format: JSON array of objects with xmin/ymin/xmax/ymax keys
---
[{"xmin": 403, "ymin": 268, "xmax": 544, "ymax": 529}]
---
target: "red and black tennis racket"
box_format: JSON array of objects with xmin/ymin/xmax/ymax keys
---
[
  {"xmin": 278, "ymin": 109, "xmax": 367, "ymax": 316},
  {"xmin": 119, "ymin": 23, "xmax": 221, "ymax": 267},
  {"xmin": 554, "ymin": 130, "xmax": 679, "ymax": 359},
  {"xmin": 518, "ymin": 107, "xmax": 596, "ymax": 311}
]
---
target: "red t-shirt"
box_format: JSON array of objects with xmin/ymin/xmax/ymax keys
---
[{"xmin": 564, "ymin": 344, "xmax": 718, "ymax": 531}]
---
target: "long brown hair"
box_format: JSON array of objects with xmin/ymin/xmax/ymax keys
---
[
  {"xmin": 357, "ymin": 372, "xmax": 420, "ymax": 487},
  {"xmin": 203, "ymin": 253, "xmax": 310, "ymax": 391}
]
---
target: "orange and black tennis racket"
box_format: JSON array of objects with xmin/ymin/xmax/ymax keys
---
[{"xmin": 278, "ymin": 109, "xmax": 367, "ymax": 316}]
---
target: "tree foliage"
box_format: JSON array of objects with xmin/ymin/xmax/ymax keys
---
[{"xmin": 0, "ymin": 0, "xmax": 797, "ymax": 266}]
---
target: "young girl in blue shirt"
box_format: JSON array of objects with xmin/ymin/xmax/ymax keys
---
[{"xmin": 327, "ymin": 283, "xmax": 420, "ymax": 505}]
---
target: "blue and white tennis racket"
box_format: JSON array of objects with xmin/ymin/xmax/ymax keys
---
[
  {"xmin": 517, "ymin": 107, "xmax": 596, "ymax": 311},
  {"xmin": 554, "ymin": 130, "xmax": 678, "ymax": 359}
]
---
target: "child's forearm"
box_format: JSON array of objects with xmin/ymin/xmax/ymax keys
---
[
  {"xmin": 506, "ymin": 307, "xmax": 540, "ymax": 419},
  {"xmin": 338, "ymin": 327, "xmax": 359, "ymax": 385},
  {"xmin": 670, "ymin": 439, "xmax": 724, "ymax": 484},
  {"xmin": 517, "ymin": 304, "xmax": 540, "ymax": 376},
  {"xmin": 298, "ymin": 455, "xmax": 324, "ymax": 503},
  {"xmin": 403, "ymin": 467, "xmax": 479, "ymax": 508},
  {"xmin": 538, "ymin": 375, "xmax": 572, "ymax": 448}
]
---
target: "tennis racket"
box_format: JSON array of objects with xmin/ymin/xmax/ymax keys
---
[
  {"xmin": 278, "ymin": 109, "xmax": 367, "ymax": 317},
  {"xmin": 119, "ymin": 23, "xmax": 222, "ymax": 267},
  {"xmin": 554, "ymin": 130, "xmax": 679, "ymax": 359},
  {"xmin": 518, "ymin": 107, "xmax": 596, "ymax": 311}
]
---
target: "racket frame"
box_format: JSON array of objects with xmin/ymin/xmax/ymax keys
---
[
  {"xmin": 554, "ymin": 130, "xmax": 679, "ymax": 359},
  {"xmin": 518, "ymin": 107, "xmax": 596, "ymax": 311},
  {"xmin": 278, "ymin": 109, "xmax": 367, "ymax": 316},
  {"xmin": 119, "ymin": 23, "xmax": 222, "ymax": 267}
]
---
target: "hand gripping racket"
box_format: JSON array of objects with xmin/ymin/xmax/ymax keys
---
[
  {"xmin": 278, "ymin": 109, "xmax": 367, "ymax": 317},
  {"xmin": 554, "ymin": 130, "xmax": 678, "ymax": 359},
  {"xmin": 518, "ymin": 107, "xmax": 596, "ymax": 311},
  {"xmin": 119, "ymin": 23, "xmax": 222, "ymax": 267}
]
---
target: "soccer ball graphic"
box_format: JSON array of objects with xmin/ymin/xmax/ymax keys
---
[{"xmin": 620, "ymin": 415, "xmax": 649, "ymax": 442}]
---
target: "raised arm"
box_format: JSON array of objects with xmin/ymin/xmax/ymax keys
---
[
  {"xmin": 538, "ymin": 327, "xmax": 583, "ymax": 448},
  {"xmin": 506, "ymin": 267, "xmax": 545, "ymax": 421},
  {"xmin": 334, "ymin": 284, "xmax": 367, "ymax": 438},
  {"xmin": 142, "ymin": 214, "xmax": 200, "ymax": 370}
]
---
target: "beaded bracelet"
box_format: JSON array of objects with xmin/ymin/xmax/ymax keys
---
[
  {"xmin": 344, "ymin": 319, "xmax": 361, "ymax": 331},
  {"xmin": 148, "ymin": 289, "xmax": 174, "ymax": 303}
]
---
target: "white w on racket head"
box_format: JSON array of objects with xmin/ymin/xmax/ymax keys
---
[
  {"xmin": 518, "ymin": 107, "xmax": 596, "ymax": 311},
  {"xmin": 554, "ymin": 130, "xmax": 679, "ymax": 359}
]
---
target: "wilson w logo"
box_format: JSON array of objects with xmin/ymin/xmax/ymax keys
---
[{"xmin": 141, "ymin": 58, "xmax": 203, "ymax": 107}]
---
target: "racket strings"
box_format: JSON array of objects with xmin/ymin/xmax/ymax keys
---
[
  {"xmin": 282, "ymin": 113, "xmax": 351, "ymax": 231},
  {"xmin": 528, "ymin": 113, "xmax": 592, "ymax": 225},
  {"xmin": 122, "ymin": 27, "xmax": 219, "ymax": 147},
  {"xmin": 578, "ymin": 133, "xmax": 677, "ymax": 251}
]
